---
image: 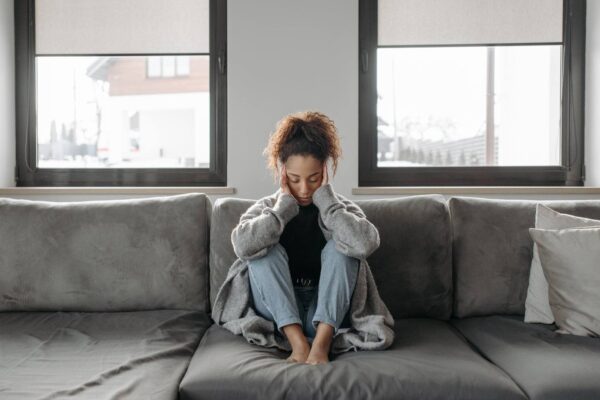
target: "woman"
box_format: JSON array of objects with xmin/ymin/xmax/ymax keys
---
[
  {"xmin": 248, "ymin": 111, "xmax": 361, "ymax": 365},
  {"xmin": 212, "ymin": 111, "xmax": 395, "ymax": 365}
]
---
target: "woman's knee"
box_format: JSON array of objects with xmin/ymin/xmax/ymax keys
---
[
  {"xmin": 247, "ymin": 243, "xmax": 288, "ymax": 272},
  {"xmin": 322, "ymin": 239, "xmax": 359, "ymax": 267}
]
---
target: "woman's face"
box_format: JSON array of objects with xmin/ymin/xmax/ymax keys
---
[{"xmin": 284, "ymin": 154, "xmax": 324, "ymax": 206}]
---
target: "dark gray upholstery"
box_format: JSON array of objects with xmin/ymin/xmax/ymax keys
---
[
  {"xmin": 209, "ymin": 197, "xmax": 253, "ymax": 309},
  {"xmin": 179, "ymin": 319, "xmax": 526, "ymax": 400},
  {"xmin": 0, "ymin": 194, "xmax": 211, "ymax": 312},
  {"xmin": 209, "ymin": 194, "xmax": 453, "ymax": 319},
  {"xmin": 449, "ymin": 196, "xmax": 600, "ymax": 318},
  {"xmin": 451, "ymin": 315, "xmax": 600, "ymax": 400},
  {"xmin": 355, "ymin": 195, "xmax": 452, "ymax": 319},
  {"xmin": 0, "ymin": 310, "xmax": 212, "ymax": 399}
]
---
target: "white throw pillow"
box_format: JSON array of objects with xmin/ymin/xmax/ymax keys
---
[
  {"xmin": 529, "ymin": 226, "xmax": 600, "ymax": 337},
  {"xmin": 524, "ymin": 204, "xmax": 600, "ymax": 324}
]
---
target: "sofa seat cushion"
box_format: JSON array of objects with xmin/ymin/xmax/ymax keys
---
[
  {"xmin": 179, "ymin": 319, "xmax": 525, "ymax": 400},
  {"xmin": 451, "ymin": 315, "xmax": 600, "ymax": 400},
  {"xmin": 0, "ymin": 310, "xmax": 212, "ymax": 399}
]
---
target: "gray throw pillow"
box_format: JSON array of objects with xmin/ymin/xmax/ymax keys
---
[
  {"xmin": 524, "ymin": 204, "xmax": 600, "ymax": 324},
  {"xmin": 529, "ymin": 226, "xmax": 600, "ymax": 337}
]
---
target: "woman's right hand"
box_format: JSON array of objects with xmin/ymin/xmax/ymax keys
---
[{"xmin": 280, "ymin": 164, "xmax": 292, "ymax": 196}]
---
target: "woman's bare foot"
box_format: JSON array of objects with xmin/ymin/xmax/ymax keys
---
[
  {"xmin": 286, "ymin": 343, "xmax": 311, "ymax": 363},
  {"xmin": 282, "ymin": 323, "xmax": 311, "ymax": 363},
  {"xmin": 305, "ymin": 322, "xmax": 334, "ymax": 365}
]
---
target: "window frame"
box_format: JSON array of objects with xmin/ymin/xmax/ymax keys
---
[
  {"xmin": 358, "ymin": 0, "xmax": 586, "ymax": 186},
  {"xmin": 14, "ymin": 0, "xmax": 227, "ymax": 186}
]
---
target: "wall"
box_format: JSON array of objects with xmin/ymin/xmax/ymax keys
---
[
  {"xmin": 586, "ymin": 0, "xmax": 600, "ymax": 186},
  {"xmin": 0, "ymin": 0, "xmax": 15, "ymax": 187},
  {"xmin": 1, "ymin": 0, "xmax": 599, "ymax": 203},
  {"xmin": 228, "ymin": 0, "xmax": 358, "ymax": 200}
]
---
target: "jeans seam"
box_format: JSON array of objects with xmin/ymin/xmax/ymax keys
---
[
  {"xmin": 248, "ymin": 267, "xmax": 277, "ymax": 321},
  {"xmin": 312, "ymin": 315, "xmax": 337, "ymax": 329},
  {"xmin": 249, "ymin": 265, "xmax": 303, "ymax": 335}
]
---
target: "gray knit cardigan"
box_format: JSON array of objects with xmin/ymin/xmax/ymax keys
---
[{"xmin": 211, "ymin": 183, "xmax": 395, "ymax": 354}]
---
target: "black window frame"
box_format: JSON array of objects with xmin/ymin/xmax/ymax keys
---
[
  {"xmin": 359, "ymin": 0, "xmax": 586, "ymax": 186},
  {"xmin": 14, "ymin": 0, "xmax": 227, "ymax": 186}
]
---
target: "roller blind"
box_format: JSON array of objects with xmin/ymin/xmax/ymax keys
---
[
  {"xmin": 35, "ymin": 0, "xmax": 209, "ymax": 55},
  {"xmin": 378, "ymin": 0, "xmax": 564, "ymax": 46}
]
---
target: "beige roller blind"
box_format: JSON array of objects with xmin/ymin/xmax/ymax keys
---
[
  {"xmin": 379, "ymin": 0, "xmax": 563, "ymax": 46},
  {"xmin": 35, "ymin": 0, "xmax": 209, "ymax": 55}
]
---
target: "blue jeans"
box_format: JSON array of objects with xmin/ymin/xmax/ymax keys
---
[{"xmin": 248, "ymin": 239, "xmax": 359, "ymax": 342}]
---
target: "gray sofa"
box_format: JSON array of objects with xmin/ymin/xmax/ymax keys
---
[
  {"xmin": 1, "ymin": 193, "xmax": 600, "ymax": 399},
  {"xmin": 0, "ymin": 194, "xmax": 213, "ymax": 399}
]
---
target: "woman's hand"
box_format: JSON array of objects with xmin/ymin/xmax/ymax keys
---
[
  {"xmin": 280, "ymin": 164, "xmax": 292, "ymax": 195},
  {"xmin": 320, "ymin": 161, "xmax": 329, "ymax": 188}
]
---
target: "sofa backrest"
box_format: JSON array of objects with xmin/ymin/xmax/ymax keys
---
[
  {"xmin": 449, "ymin": 196, "xmax": 600, "ymax": 318},
  {"xmin": 209, "ymin": 194, "xmax": 453, "ymax": 320},
  {"xmin": 355, "ymin": 195, "xmax": 453, "ymax": 319},
  {"xmin": 209, "ymin": 197, "xmax": 254, "ymax": 310},
  {"xmin": 0, "ymin": 193, "xmax": 211, "ymax": 313}
]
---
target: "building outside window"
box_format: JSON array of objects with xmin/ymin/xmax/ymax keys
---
[{"xmin": 146, "ymin": 56, "xmax": 191, "ymax": 78}]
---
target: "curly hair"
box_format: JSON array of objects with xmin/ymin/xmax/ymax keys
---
[{"xmin": 263, "ymin": 111, "xmax": 342, "ymax": 184}]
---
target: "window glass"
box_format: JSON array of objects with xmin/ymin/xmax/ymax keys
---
[
  {"xmin": 147, "ymin": 56, "xmax": 162, "ymax": 77},
  {"xmin": 36, "ymin": 56, "xmax": 210, "ymax": 168},
  {"xmin": 376, "ymin": 45, "xmax": 561, "ymax": 167},
  {"xmin": 176, "ymin": 56, "xmax": 191, "ymax": 76},
  {"xmin": 162, "ymin": 56, "xmax": 176, "ymax": 77}
]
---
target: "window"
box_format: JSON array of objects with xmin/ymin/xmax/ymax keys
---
[
  {"xmin": 147, "ymin": 56, "xmax": 191, "ymax": 78},
  {"xmin": 359, "ymin": 0, "xmax": 586, "ymax": 186},
  {"xmin": 15, "ymin": 0, "xmax": 227, "ymax": 186}
]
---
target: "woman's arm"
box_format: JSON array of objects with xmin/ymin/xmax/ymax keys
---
[
  {"xmin": 231, "ymin": 192, "xmax": 299, "ymax": 261},
  {"xmin": 312, "ymin": 183, "xmax": 380, "ymax": 260}
]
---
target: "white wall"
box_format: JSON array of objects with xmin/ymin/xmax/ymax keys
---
[
  {"xmin": 586, "ymin": 0, "xmax": 600, "ymax": 186},
  {"xmin": 228, "ymin": 0, "xmax": 358, "ymax": 200},
  {"xmin": 1, "ymin": 0, "xmax": 600, "ymax": 202},
  {"xmin": 0, "ymin": 0, "xmax": 15, "ymax": 187}
]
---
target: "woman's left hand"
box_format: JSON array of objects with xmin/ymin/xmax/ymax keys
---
[{"xmin": 320, "ymin": 161, "xmax": 329, "ymax": 187}]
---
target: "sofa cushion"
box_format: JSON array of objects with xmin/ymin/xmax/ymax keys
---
[
  {"xmin": 449, "ymin": 196, "xmax": 600, "ymax": 318},
  {"xmin": 209, "ymin": 194, "xmax": 453, "ymax": 319},
  {"xmin": 357, "ymin": 195, "xmax": 453, "ymax": 319},
  {"xmin": 529, "ymin": 227, "xmax": 600, "ymax": 337},
  {"xmin": 451, "ymin": 315, "xmax": 600, "ymax": 400},
  {"xmin": 0, "ymin": 310, "xmax": 212, "ymax": 399},
  {"xmin": 179, "ymin": 319, "xmax": 526, "ymax": 400},
  {"xmin": 0, "ymin": 193, "xmax": 211, "ymax": 312},
  {"xmin": 525, "ymin": 204, "xmax": 600, "ymax": 324},
  {"xmin": 209, "ymin": 197, "xmax": 252, "ymax": 309}
]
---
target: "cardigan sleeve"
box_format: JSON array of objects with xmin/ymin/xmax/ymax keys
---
[
  {"xmin": 311, "ymin": 183, "xmax": 380, "ymax": 260},
  {"xmin": 231, "ymin": 192, "xmax": 299, "ymax": 261}
]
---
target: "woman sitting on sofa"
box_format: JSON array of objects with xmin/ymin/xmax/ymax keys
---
[{"xmin": 212, "ymin": 110, "xmax": 394, "ymax": 365}]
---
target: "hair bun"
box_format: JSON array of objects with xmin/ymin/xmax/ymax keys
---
[{"xmin": 291, "ymin": 121, "xmax": 313, "ymax": 142}]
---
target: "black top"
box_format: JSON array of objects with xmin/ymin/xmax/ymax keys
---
[{"xmin": 279, "ymin": 202, "xmax": 327, "ymax": 287}]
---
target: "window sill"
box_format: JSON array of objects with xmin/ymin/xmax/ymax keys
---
[
  {"xmin": 0, "ymin": 187, "xmax": 236, "ymax": 195},
  {"xmin": 352, "ymin": 187, "xmax": 600, "ymax": 195}
]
